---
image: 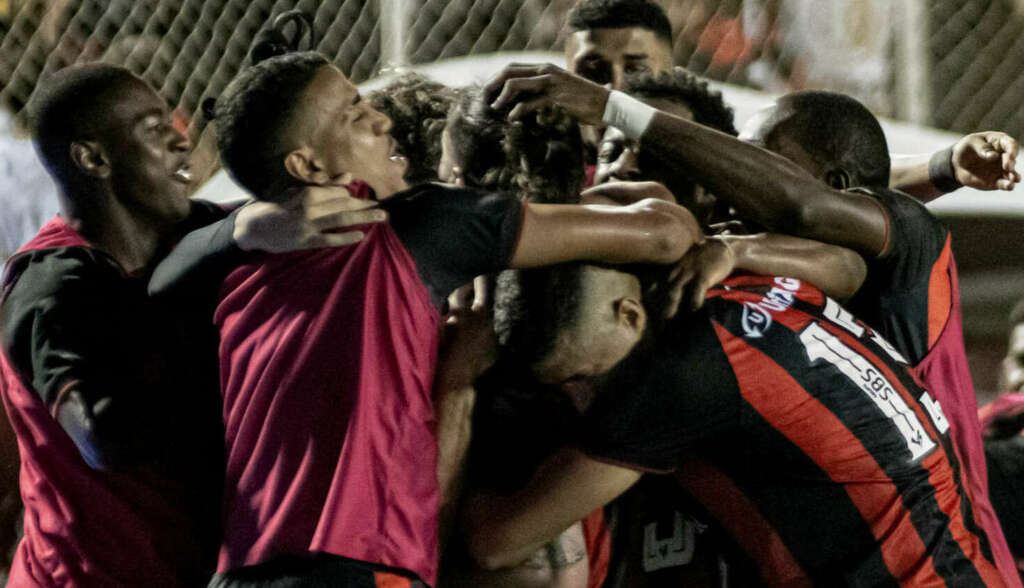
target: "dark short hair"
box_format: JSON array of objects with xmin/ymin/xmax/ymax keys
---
[
  {"xmin": 447, "ymin": 87, "xmax": 584, "ymax": 203},
  {"xmin": 29, "ymin": 63, "xmax": 146, "ymax": 185},
  {"xmin": 568, "ymin": 0, "xmax": 673, "ymax": 43},
  {"xmin": 626, "ymin": 69, "xmax": 737, "ymax": 136},
  {"xmin": 214, "ymin": 51, "xmax": 328, "ymax": 199},
  {"xmin": 774, "ymin": 91, "xmax": 891, "ymax": 188},
  {"xmin": 369, "ymin": 73, "xmax": 459, "ymax": 185},
  {"xmin": 494, "ymin": 264, "xmax": 586, "ymax": 366}
]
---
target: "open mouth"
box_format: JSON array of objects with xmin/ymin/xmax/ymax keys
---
[{"xmin": 171, "ymin": 163, "xmax": 193, "ymax": 184}]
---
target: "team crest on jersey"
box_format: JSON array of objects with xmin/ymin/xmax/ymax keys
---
[{"xmin": 740, "ymin": 278, "xmax": 801, "ymax": 339}]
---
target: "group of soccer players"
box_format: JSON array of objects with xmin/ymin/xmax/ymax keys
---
[{"xmin": 2, "ymin": 0, "xmax": 1024, "ymax": 586}]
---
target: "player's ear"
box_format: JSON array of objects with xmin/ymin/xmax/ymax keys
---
[
  {"xmin": 284, "ymin": 148, "xmax": 332, "ymax": 185},
  {"xmin": 825, "ymin": 169, "xmax": 851, "ymax": 190},
  {"xmin": 615, "ymin": 296, "xmax": 647, "ymax": 340},
  {"xmin": 70, "ymin": 141, "xmax": 110, "ymax": 179}
]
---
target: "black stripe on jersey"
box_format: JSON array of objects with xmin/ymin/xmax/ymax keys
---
[{"xmin": 711, "ymin": 300, "xmax": 986, "ymax": 586}]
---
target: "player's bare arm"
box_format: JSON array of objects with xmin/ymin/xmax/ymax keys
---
[
  {"xmin": 462, "ymin": 446, "xmax": 640, "ymax": 570},
  {"xmin": 486, "ymin": 63, "xmax": 893, "ymax": 259},
  {"xmin": 510, "ymin": 197, "xmax": 702, "ymax": 268},
  {"xmin": 434, "ymin": 301, "xmax": 495, "ymax": 550},
  {"xmin": 891, "ymin": 131, "xmax": 1021, "ymax": 201},
  {"xmin": 722, "ymin": 233, "xmax": 867, "ymax": 301},
  {"xmin": 448, "ymin": 523, "xmax": 589, "ymax": 588}
]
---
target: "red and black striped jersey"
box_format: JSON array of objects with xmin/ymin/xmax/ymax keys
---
[
  {"xmin": 844, "ymin": 187, "xmax": 1018, "ymax": 587},
  {"xmin": 581, "ymin": 274, "xmax": 1003, "ymax": 587}
]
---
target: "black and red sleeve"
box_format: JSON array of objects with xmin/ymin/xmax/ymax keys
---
[{"xmin": 844, "ymin": 187, "xmax": 950, "ymax": 362}]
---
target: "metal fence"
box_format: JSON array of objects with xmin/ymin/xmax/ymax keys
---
[{"xmin": 0, "ymin": 1, "xmax": 1022, "ymax": 141}]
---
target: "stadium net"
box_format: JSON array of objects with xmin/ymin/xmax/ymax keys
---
[{"xmin": 1, "ymin": 1, "xmax": 1023, "ymax": 140}]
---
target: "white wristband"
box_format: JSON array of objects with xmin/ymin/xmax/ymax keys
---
[{"xmin": 602, "ymin": 90, "xmax": 657, "ymax": 140}]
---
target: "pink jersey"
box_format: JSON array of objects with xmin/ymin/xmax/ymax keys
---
[
  {"xmin": 914, "ymin": 237, "xmax": 1020, "ymax": 587},
  {"xmin": 214, "ymin": 222, "xmax": 441, "ymax": 585}
]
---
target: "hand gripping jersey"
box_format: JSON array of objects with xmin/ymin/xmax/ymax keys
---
[
  {"xmin": 845, "ymin": 188, "xmax": 1019, "ymax": 587},
  {"xmin": 582, "ymin": 275, "xmax": 1004, "ymax": 587},
  {"xmin": 0, "ymin": 215, "xmax": 224, "ymax": 587}
]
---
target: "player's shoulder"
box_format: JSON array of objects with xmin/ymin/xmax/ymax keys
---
[
  {"xmin": 382, "ymin": 182, "xmax": 512, "ymax": 210},
  {"xmin": 3, "ymin": 246, "xmax": 119, "ymax": 306},
  {"xmin": 848, "ymin": 186, "xmax": 945, "ymax": 228}
]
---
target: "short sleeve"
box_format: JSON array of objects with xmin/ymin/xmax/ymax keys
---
[
  {"xmin": 381, "ymin": 184, "xmax": 524, "ymax": 304},
  {"xmin": 856, "ymin": 188, "xmax": 948, "ymax": 291},
  {"xmin": 580, "ymin": 314, "xmax": 742, "ymax": 473},
  {"xmin": 845, "ymin": 187, "xmax": 950, "ymax": 361}
]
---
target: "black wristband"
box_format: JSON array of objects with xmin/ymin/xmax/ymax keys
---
[{"xmin": 928, "ymin": 146, "xmax": 962, "ymax": 193}]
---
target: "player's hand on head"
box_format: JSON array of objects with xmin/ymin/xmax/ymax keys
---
[
  {"xmin": 485, "ymin": 63, "xmax": 609, "ymax": 125},
  {"xmin": 233, "ymin": 185, "xmax": 387, "ymax": 253},
  {"xmin": 666, "ymin": 236, "xmax": 736, "ymax": 315},
  {"xmin": 624, "ymin": 197, "xmax": 704, "ymax": 253},
  {"xmin": 953, "ymin": 131, "xmax": 1021, "ymax": 191}
]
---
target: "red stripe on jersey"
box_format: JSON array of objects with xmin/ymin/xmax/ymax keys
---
[
  {"xmin": 675, "ymin": 458, "xmax": 810, "ymax": 587},
  {"xmin": 582, "ymin": 507, "xmax": 611, "ymax": 588},
  {"xmin": 803, "ymin": 322, "xmax": 1001, "ymax": 584},
  {"xmin": 927, "ymin": 236, "xmax": 953, "ymax": 350},
  {"xmin": 711, "ymin": 322, "xmax": 945, "ymax": 585},
  {"xmin": 374, "ymin": 572, "xmax": 412, "ymax": 588}
]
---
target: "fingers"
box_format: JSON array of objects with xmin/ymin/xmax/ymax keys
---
[
  {"xmin": 303, "ymin": 230, "xmax": 366, "ymax": 249},
  {"xmin": 997, "ymin": 134, "xmax": 1020, "ymax": 174},
  {"xmin": 508, "ymin": 96, "xmax": 554, "ymax": 121},
  {"xmin": 491, "ymin": 75, "xmax": 552, "ymax": 112},
  {"xmin": 483, "ymin": 63, "xmax": 552, "ymax": 103},
  {"xmin": 471, "ymin": 275, "xmax": 491, "ymax": 311},
  {"xmin": 308, "ymin": 208, "xmax": 386, "ymax": 231},
  {"xmin": 690, "ymin": 280, "xmax": 710, "ymax": 311}
]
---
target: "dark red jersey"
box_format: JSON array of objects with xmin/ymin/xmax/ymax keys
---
[
  {"xmin": 0, "ymin": 211, "xmax": 225, "ymax": 587},
  {"xmin": 581, "ymin": 275, "xmax": 1003, "ymax": 586},
  {"xmin": 845, "ymin": 187, "xmax": 1019, "ymax": 587},
  {"xmin": 212, "ymin": 183, "xmax": 523, "ymax": 586}
]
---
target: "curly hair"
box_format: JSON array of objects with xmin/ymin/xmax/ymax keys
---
[
  {"xmin": 214, "ymin": 51, "xmax": 328, "ymax": 199},
  {"xmin": 446, "ymin": 86, "xmax": 585, "ymax": 204},
  {"xmin": 568, "ymin": 0, "xmax": 673, "ymax": 43},
  {"xmin": 369, "ymin": 74, "xmax": 459, "ymax": 185},
  {"xmin": 625, "ymin": 69, "xmax": 737, "ymax": 136}
]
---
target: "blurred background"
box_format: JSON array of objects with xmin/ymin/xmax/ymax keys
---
[{"xmin": 0, "ymin": 0, "xmax": 1022, "ymax": 400}]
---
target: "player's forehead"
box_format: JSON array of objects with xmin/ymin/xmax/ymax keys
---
[
  {"xmin": 568, "ymin": 27, "xmax": 670, "ymax": 61},
  {"xmin": 106, "ymin": 80, "xmax": 167, "ymax": 128}
]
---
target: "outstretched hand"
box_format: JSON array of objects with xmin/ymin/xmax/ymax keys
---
[
  {"xmin": 953, "ymin": 131, "xmax": 1021, "ymax": 191},
  {"xmin": 233, "ymin": 185, "xmax": 387, "ymax": 253},
  {"xmin": 485, "ymin": 63, "xmax": 610, "ymax": 124}
]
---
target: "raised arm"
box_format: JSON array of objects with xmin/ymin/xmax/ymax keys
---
[
  {"xmin": 891, "ymin": 132, "xmax": 1020, "ymax": 201},
  {"xmin": 485, "ymin": 64, "xmax": 890, "ymax": 258}
]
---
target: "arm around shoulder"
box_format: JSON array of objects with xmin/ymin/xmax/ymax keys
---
[{"xmin": 509, "ymin": 198, "xmax": 701, "ymax": 268}]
